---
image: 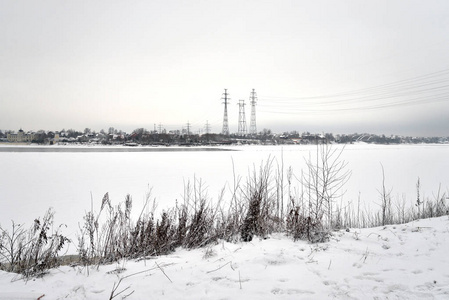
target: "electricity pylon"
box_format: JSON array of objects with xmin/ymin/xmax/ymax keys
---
[
  {"xmin": 249, "ymin": 89, "xmax": 257, "ymax": 135},
  {"xmin": 238, "ymin": 100, "xmax": 247, "ymax": 136},
  {"xmin": 222, "ymin": 89, "xmax": 230, "ymax": 135}
]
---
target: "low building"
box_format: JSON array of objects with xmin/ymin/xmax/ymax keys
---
[{"xmin": 7, "ymin": 129, "xmax": 35, "ymax": 143}]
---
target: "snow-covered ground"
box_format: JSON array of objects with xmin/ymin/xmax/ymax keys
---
[
  {"xmin": 1, "ymin": 144, "xmax": 449, "ymax": 299},
  {"xmin": 0, "ymin": 144, "xmax": 448, "ymax": 252},
  {"xmin": 1, "ymin": 216, "xmax": 448, "ymax": 299}
]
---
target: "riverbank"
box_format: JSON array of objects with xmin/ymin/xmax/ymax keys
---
[{"xmin": 0, "ymin": 145, "xmax": 235, "ymax": 152}]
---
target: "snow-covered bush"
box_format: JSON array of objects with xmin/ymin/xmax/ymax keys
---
[{"xmin": 0, "ymin": 208, "xmax": 69, "ymax": 277}]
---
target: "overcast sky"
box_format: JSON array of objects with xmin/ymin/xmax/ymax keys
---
[{"xmin": 1, "ymin": 0, "xmax": 448, "ymax": 136}]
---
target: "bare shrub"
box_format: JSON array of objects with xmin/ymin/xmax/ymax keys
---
[
  {"xmin": 434, "ymin": 185, "xmax": 448, "ymax": 216},
  {"xmin": 154, "ymin": 211, "xmax": 176, "ymax": 255},
  {"xmin": 184, "ymin": 200, "xmax": 212, "ymax": 248},
  {"xmin": 289, "ymin": 144, "xmax": 351, "ymax": 242},
  {"xmin": 128, "ymin": 191, "xmax": 157, "ymax": 258},
  {"xmin": 415, "ymin": 177, "xmax": 423, "ymax": 219},
  {"xmin": 222, "ymin": 159, "xmax": 245, "ymax": 242},
  {"xmin": 241, "ymin": 158, "xmax": 277, "ymax": 241},
  {"xmin": 181, "ymin": 177, "xmax": 217, "ymax": 248},
  {"xmin": 286, "ymin": 206, "xmax": 318, "ymax": 241},
  {"xmin": 0, "ymin": 208, "xmax": 69, "ymax": 277},
  {"xmin": 377, "ymin": 164, "xmax": 393, "ymax": 226},
  {"xmin": 78, "ymin": 193, "xmax": 135, "ymax": 265}
]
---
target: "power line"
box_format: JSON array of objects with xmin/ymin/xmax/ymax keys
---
[
  {"xmin": 258, "ymin": 67, "xmax": 449, "ymax": 115},
  {"xmin": 261, "ymin": 68, "xmax": 449, "ymax": 103}
]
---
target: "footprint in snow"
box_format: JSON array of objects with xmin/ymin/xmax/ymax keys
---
[
  {"xmin": 354, "ymin": 275, "xmax": 384, "ymax": 283},
  {"xmin": 323, "ymin": 280, "xmax": 337, "ymax": 286},
  {"xmin": 271, "ymin": 288, "xmax": 315, "ymax": 295}
]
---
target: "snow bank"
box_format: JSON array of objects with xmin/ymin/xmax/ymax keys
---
[{"xmin": 1, "ymin": 216, "xmax": 448, "ymax": 299}]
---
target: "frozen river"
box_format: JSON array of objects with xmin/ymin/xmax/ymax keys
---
[{"xmin": 0, "ymin": 144, "xmax": 448, "ymax": 245}]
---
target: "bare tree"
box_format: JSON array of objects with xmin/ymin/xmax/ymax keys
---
[
  {"xmin": 301, "ymin": 144, "xmax": 351, "ymax": 240},
  {"xmin": 378, "ymin": 163, "xmax": 393, "ymax": 226}
]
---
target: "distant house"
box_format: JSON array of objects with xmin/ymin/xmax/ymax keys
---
[
  {"xmin": 53, "ymin": 132, "xmax": 60, "ymax": 143},
  {"xmin": 7, "ymin": 129, "xmax": 35, "ymax": 143}
]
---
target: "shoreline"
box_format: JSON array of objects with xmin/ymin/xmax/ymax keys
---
[{"xmin": 0, "ymin": 145, "xmax": 236, "ymax": 152}]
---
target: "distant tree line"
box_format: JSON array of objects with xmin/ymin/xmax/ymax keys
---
[{"xmin": 0, "ymin": 128, "xmax": 447, "ymax": 145}]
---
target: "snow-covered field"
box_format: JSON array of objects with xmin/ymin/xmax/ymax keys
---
[
  {"xmin": 1, "ymin": 144, "xmax": 449, "ymax": 299},
  {"xmin": 1, "ymin": 216, "xmax": 448, "ymax": 299},
  {"xmin": 1, "ymin": 144, "xmax": 448, "ymax": 242}
]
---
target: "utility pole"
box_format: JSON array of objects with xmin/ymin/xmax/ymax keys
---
[
  {"xmin": 222, "ymin": 89, "xmax": 230, "ymax": 135},
  {"xmin": 238, "ymin": 100, "xmax": 247, "ymax": 136},
  {"xmin": 249, "ymin": 89, "xmax": 257, "ymax": 135}
]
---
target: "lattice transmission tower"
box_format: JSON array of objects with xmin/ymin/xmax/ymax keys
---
[
  {"xmin": 249, "ymin": 89, "xmax": 258, "ymax": 135},
  {"xmin": 205, "ymin": 120, "xmax": 211, "ymax": 134},
  {"xmin": 221, "ymin": 89, "xmax": 230, "ymax": 135},
  {"xmin": 237, "ymin": 100, "xmax": 247, "ymax": 136}
]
